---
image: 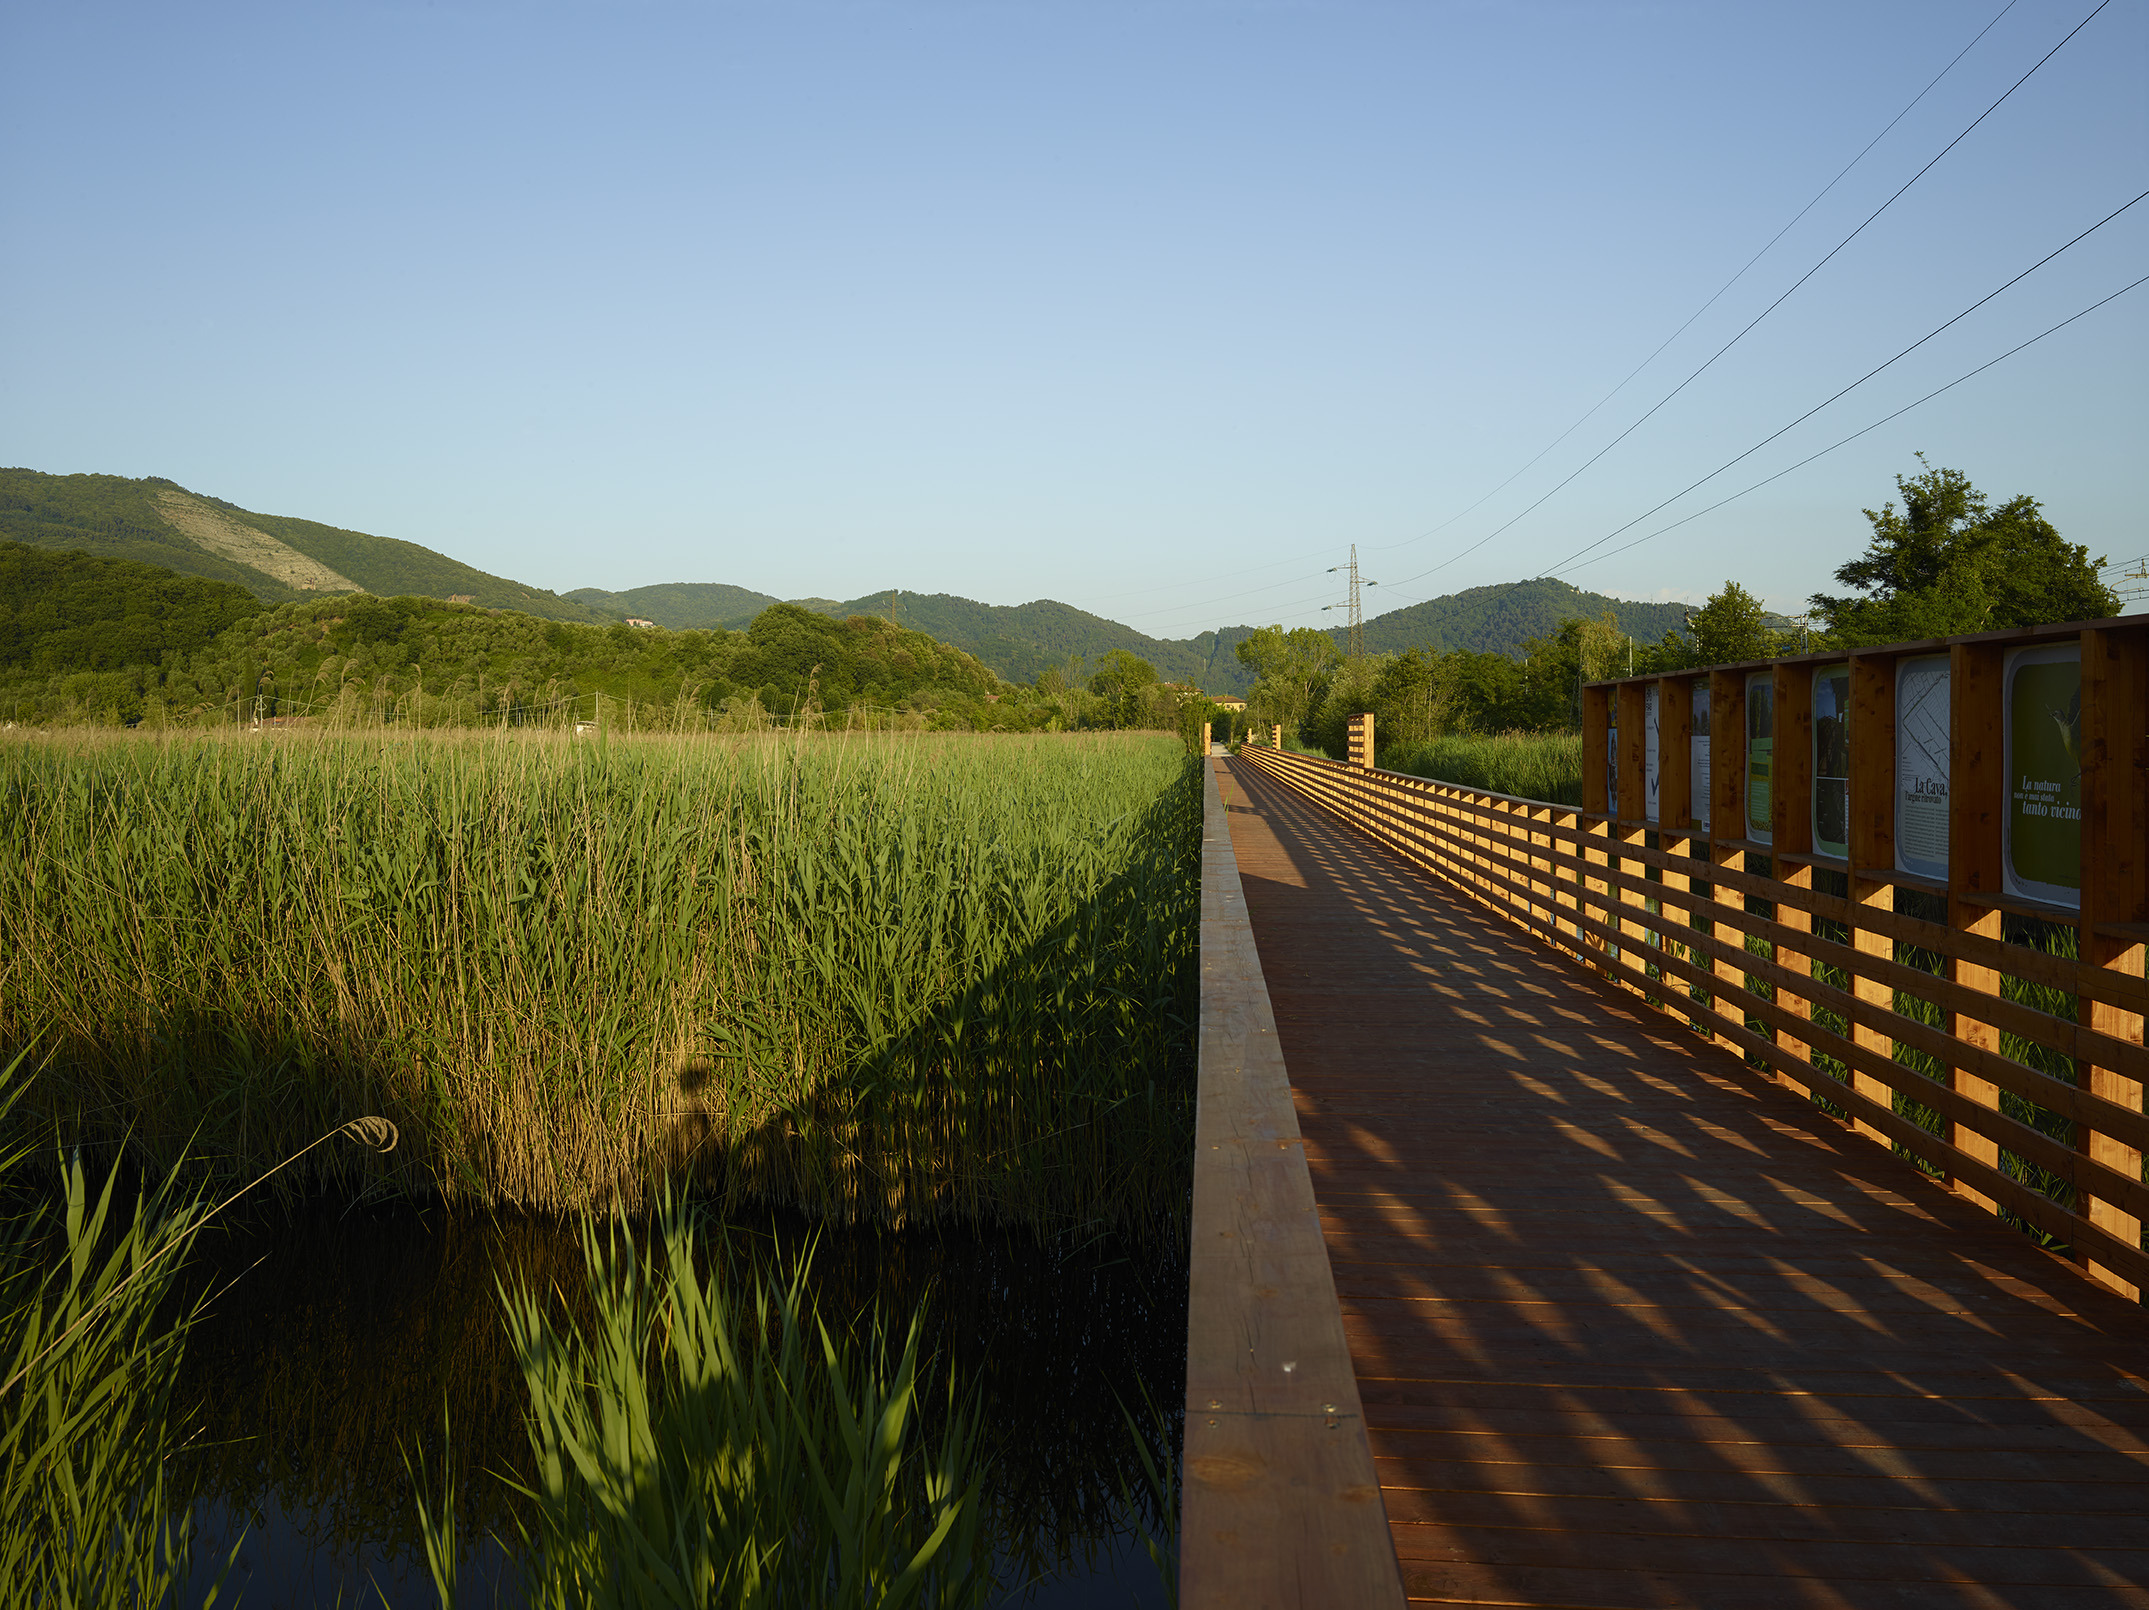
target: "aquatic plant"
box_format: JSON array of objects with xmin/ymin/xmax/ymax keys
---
[
  {"xmin": 0, "ymin": 729, "xmax": 1200, "ymax": 1230},
  {"xmin": 417, "ymin": 1197, "xmax": 996, "ymax": 1609},
  {"xmin": 0, "ymin": 1056, "xmax": 211, "ymax": 1607}
]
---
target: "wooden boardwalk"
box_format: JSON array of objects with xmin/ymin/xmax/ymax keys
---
[{"xmin": 1218, "ymin": 757, "xmax": 2149, "ymax": 1609}]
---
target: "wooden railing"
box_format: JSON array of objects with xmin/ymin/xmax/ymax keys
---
[{"xmin": 1235, "ymin": 739, "xmax": 2149, "ymax": 1301}]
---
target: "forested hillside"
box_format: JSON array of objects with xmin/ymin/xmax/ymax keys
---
[
  {"xmin": 0, "ymin": 470, "xmax": 611, "ymax": 622},
  {"xmin": 0, "ymin": 594, "xmax": 1019, "ymax": 730},
  {"xmin": 1358, "ymin": 579, "xmax": 1697, "ymax": 657},
  {"xmin": 0, "ymin": 542, "xmax": 262, "ymax": 675}
]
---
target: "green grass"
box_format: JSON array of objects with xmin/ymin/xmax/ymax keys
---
[
  {"xmin": 1383, "ymin": 730, "xmax": 1583, "ymax": 806},
  {"xmin": 0, "ymin": 728, "xmax": 1200, "ymax": 1233}
]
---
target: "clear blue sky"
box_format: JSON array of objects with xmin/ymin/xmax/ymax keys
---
[{"xmin": 5, "ymin": 0, "xmax": 2143, "ymax": 639}]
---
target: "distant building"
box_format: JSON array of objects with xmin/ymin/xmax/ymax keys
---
[
  {"xmin": 1211, "ymin": 695, "xmax": 1248, "ymax": 712},
  {"xmin": 625, "ymin": 617, "xmax": 656, "ymax": 629},
  {"xmin": 448, "ymin": 594, "xmax": 475, "ymax": 605}
]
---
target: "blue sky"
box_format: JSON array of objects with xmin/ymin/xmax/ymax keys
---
[{"xmin": 5, "ymin": 0, "xmax": 2143, "ymax": 639}]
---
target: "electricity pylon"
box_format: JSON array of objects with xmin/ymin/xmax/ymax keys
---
[{"xmin": 1322, "ymin": 546, "xmax": 1378, "ymax": 660}]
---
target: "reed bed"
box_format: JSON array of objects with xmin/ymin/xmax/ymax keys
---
[
  {"xmin": 0, "ymin": 728, "xmax": 1200, "ymax": 1231},
  {"xmin": 1383, "ymin": 730, "xmax": 1584, "ymax": 805}
]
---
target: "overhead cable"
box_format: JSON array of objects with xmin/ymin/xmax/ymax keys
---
[
  {"xmin": 1537, "ymin": 187, "xmax": 2149, "ymax": 575},
  {"xmin": 1551, "ymin": 271, "xmax": 2149, "ymax": 576},
  {"xmin": 1359, "ymin": 0, "xmax": 2025, "ymax": 560},
  {"xmin": 1379, "ymin": 0, "xmax": 2115, "ymax": 600}
]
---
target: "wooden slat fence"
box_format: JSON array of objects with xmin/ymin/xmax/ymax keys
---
[{"xmin": 1236, "ymin": 688, "xmax": 2149, "ymax": 1300}]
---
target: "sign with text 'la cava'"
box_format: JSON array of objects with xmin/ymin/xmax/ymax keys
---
[{"xmin": 1895, "ymin": 656, "xmax": 1949, "ymax": 881}]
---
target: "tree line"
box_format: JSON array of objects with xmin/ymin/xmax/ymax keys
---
[{"xmin": 1228, "ymin": 461, "xmax": 2120, "ymax": 765}]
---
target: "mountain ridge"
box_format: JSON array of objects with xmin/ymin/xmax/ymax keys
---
[{"xmin": 8, "ymin": 469, "xmax": 1709, "ymax": 695}]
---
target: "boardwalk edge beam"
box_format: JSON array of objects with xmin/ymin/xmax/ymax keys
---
[{"xmin": 1179, "ymin": 758, "xmax": 1407, "ymax": 1608}]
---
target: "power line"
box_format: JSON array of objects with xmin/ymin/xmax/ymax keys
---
[
  {"xmin": 1062, "ymin": 0, "xmax": 2032, "ymax": 625},
  {"xmin": 1537, "ymin": 187, "xmax": 2149, "ymax": 576},
  {"xmin": 1549, "ymin": 271, "xmax": 2149, "ymax": 577},
  {"xmin": 1378, "ymin": 0, "xmax": 2114, "ymax": 603},
  {"xmin": 1357, "ymin": 0, "xmax": 2025, "ymax": 561}
]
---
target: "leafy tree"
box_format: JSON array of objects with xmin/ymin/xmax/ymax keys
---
[
  {"xmin": 1368, "ymin": 648, "xmax": 1454, "ymax": 751},
  {"xmin": 1087, "ymin": 649, "xmax": 1160, "ymax": 727},
  {"xmin": 1677, "ymin": 580, "xmax": 1782, "ymax": 668},
  {"xmin": 1235, "ymin": 625, "xmax": 1342, "ymax": 742},
  {"xmin": 1811, "ymin": 457, "xmax": 2116, "ymax": 645}
]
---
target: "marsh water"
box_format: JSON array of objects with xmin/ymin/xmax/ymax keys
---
[{"xmin": 167, "ymin": 1204, "xmax": 1186, "ymax": 1607}]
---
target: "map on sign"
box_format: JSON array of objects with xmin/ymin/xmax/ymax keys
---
[{"xmin": 1894, "ymin": 657, "xmax": 1948, "ymax": 881}]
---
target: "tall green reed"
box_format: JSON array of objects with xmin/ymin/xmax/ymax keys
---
[
  {"xmin": 418, "ymin": 1197, "xmax": 996, "ymax": 1610},
  {"xmin": 0, "ymin": 1080, "xmax": 210, "ymax": 1608},
  {"xmin": 1383, "ymin": 730, "xmax": 1583, "ymax": 805},
  {"xmin": 0, "ymin": 730, "xmax": 1200, "ymax": 1230}
]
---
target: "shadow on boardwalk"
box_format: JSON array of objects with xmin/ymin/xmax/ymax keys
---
[{"xmin": 1221, "ymin": 758, "xmax": 2149, "ymax": 1610}]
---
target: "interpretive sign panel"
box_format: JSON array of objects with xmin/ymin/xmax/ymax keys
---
[
  {"xmin": 1691, "ymin": 682, "xmax": 1710, "ymax": 832},
  {"xmin": 1643, "ymin": 685, "xmax": 1660, "ymax": 824},
  {"xmin": 1745, "ymin": 672, "xmax": 1773, "ymax": 843},
  {"xmin": 1812, "ymin": 665, "xmax": 1850, "ymax": 861},
  {"xmin": 2004, "ymin": 645, "xmax": 2081, "ymax": 907},
  {"xmin": 1895, "ymin": 655, "xmax": 1949, "ymax": 881}
]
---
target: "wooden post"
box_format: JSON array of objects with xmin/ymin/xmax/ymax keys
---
[
  {"xmin": 1271, "ymin": 723, "xmax": 1283, "ymax": 750},
  {"xmin": 1771, "ymin": 664, "xmax": 1816, "ymax": 1094},
  {"xmin": 1655, "ymin": 676, "xmax": 1695, "ymax": 1019},
  {"xmin": 2078, "ymin": 623, "xmax": 2147, "ymax": 1301},
  {"xmin": 1846, "ymin": 653, "xmax": 1897, "ymax": 1145},
  {"xmin": 1201, "ymin": 720, "xmax": 1213, "ymax": 754},
  {"xmin": 1657, "ymin": 677, "xmax": 1693, "ymax": 832},
  {"xmin": 1614, "ymin": 683, "xmax": 1651, "ymax": 980},
  {"xmin": 1948, "ymin": 641, "xmax": 2006, "ymax": 1208},
  {"xmin": 1347, "ymin": 712, "xmax": 1374, "ymax": 768},
  {"xmin": 1709, "ymin": 670, "xmax": 1750, "ymax": 1054},
  {"xmin": 1581, "ymin": 686, "xmax": 1612, "ymax": 971},
  {"xmin": 1553, "ymin": 805, "xmax": 1583, "ymax": 959}
]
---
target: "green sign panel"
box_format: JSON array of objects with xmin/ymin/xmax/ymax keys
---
[
  {"xmin": 2004, "ymin": 648, "xmax": 2081, "ymax": 905},
  {"xmin": 1746, "ymin": 674, "xmax": 1773, "ymax": 841}
]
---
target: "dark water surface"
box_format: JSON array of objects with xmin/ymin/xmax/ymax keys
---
[{"xmin": 169, "ymin": 1203, "xmax": 1185, "ymax": 1607}]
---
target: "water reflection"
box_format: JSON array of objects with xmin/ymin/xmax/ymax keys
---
[{"xmin": 171, "ymin": 1204, "xmax": 1186, "ymax": 1607}]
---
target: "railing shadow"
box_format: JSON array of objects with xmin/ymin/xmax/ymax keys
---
[{"xmin": 1223, "ymin": 758, "xmax": 2149, "ymax": 1606}]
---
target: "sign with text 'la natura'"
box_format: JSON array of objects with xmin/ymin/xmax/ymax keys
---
[
  {"xmin": 1691, "ymin": 683, "xmax": 1710, "ymax": 832},
  {"xmin": 1812, "ymin": 665, "xmax": 1850, "ymax": 861},
  {"xmin": 1644, "ymin": 684, "xmax": 1660, "ymax": 824},
  {"xmin": 1894, "ymin": 656, "xmax": 1949, "ymax": 881},
  {"xmin": 2004, "ymin": 645, "xmax": 2081, "ymax": 907}
]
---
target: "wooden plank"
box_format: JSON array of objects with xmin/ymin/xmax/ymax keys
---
[
  {"xmin": 1617, "ymin": 681, "xmax": 1647, "ymax": 824},
  {"xmin": 2078, "ymin": 622, "xmax": 2147, "ymax": 1303},
  {"xmin": 1656, "ymin": 676, "xmax": 1692, "ymax": 832},
  {"xmin": 1181, "ymin": 757, "xmax": 1405, "ymax": 1609}
]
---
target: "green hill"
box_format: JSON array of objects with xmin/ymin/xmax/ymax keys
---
[
  {"xmin": 0, "ymin": 469, "xmax": 612, "ymax": 623},
  {"xmin": 565, "ymin": 581, "xmax": 785, "ymax": 629},
  {"xmin": 1357, "ymin": 579, "xmax": 1696, "ymax": 658},
  {"xmin": 0, "ymin": 542, "xmax": 262, "ymax": 675},
  {"xmin": 3, "ymin": 468, "xmax": 1721, "ymax": 695}
]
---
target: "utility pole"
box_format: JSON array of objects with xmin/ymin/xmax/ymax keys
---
[{"xmin": 1322, "ymin": 545, "xmax": 1378, "ymax": 661}]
